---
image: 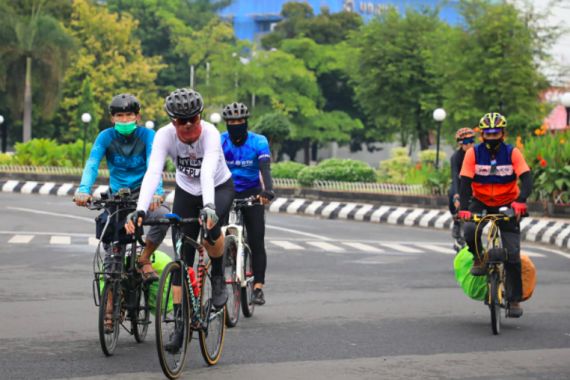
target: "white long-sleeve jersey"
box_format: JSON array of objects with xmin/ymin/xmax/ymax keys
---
[{"xmin": 137, "ymin": 121, "xmax": 231, "ymax": 212}]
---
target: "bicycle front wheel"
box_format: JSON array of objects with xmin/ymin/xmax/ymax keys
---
[
  {"xmin": 99, "ymin": 280, "xmax": 120, "ymax": 356},
  {"xmin": 489, "ymin": 271, "xmax": 502, "ymax": 335},
  {"xmin": 155, "ymin": 261, "xmax": 190, "ymax": 379},
  {"xmin": 199, "ymin": 264, "xmax": 226, "ymax": 365},
  {"xmin": 224, "ymin": 235, "xmax": 240, "ymax": 327},
  {"xmin": 241, "ymin": 244, "xmax": 255, "ymax": 318},
  {"xmin": 133, "ymin": 285, "xmax": 150, "ymax": 343}
]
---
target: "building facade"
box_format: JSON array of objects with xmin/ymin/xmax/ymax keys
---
[{"xmin": 219, "ymin": 0, "xmax": 462, "ymax": 42}]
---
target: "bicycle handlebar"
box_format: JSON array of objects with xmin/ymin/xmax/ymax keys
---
[{"xmin": 233, "ymin": 196, "xmax": 261, "ymax": 209}]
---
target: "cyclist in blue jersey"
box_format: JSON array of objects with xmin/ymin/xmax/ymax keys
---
[
  {"xmin": 74, "ymin": 94, "xmax": 169, "ymax": 283},
  {"xmin": 221, "ymin": 102, "xmax": 275, "ymax": 305}
]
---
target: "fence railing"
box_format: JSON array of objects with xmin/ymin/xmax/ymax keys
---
[{"xmin": 0, "ymin": 166, "xmax": 434, "ymax": 196}]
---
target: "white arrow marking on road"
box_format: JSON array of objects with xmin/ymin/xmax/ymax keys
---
[
  {"xmin": 50, "ymin": 235, "xmax": 71, "ymax": 245},
  {"xmin": 8, "ymin": 235, "xmax": 34, "ymax": 244},
  {"xmin": 342, "ymin": 242, "xmax": 385, "ymax": 253},
  {"xmin": 381, "ymin": 243, "xmax": 422, "ymax": 253},
  {"xmin": 270, "ymin": 240, "xmax": 304, "ymax": 250},
  {"xmin": 307, "ymin": 241, "xmax": 345, "ymax": 252}
]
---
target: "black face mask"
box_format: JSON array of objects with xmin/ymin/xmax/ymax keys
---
[
  {"xmin": 228, "ymin": 122, "xmax": 248, "ymax": 146},
  {"xmin": 484, "ymin": 139, "xmax": 501, "ymax": 151}
]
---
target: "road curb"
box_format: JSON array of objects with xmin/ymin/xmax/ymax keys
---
[{"xmin": 2, "ymin": 179, "xmax": 569, "ymax": 251}]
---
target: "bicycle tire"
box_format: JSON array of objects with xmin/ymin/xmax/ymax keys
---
[
  {"xmin": 155, "ymin": 261, "xmax": 190, "ymax": 380},
  {"xmin": 224, "ymin": 235, "xmax": 240, "ymax": 327},
  {"xmin": 99, "ymin": 281, "xmax": 120, "ymax": 356},
  {"xmin": 489, "ymin": 271, "xmax": 501, "ymax": 335},
  {"xmin": 241, "ymin": 244, "xmax": 255, "ymax": 318},
  {"xmin": 199, "ymin": 263, "xmax": 226, "ymax": 365},
  {"xmin": 133, "ymin": 285, "xmax": 150, "ymax": 343}
]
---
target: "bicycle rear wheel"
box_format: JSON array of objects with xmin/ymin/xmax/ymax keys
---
[
  {"xmin": 489, "ymin": 271, "xmax": 502, "ymax": 335},
  {"xmin": 199, "ymin": 264, "xmax": 226, "ymax": 365},
  {"xmin": 133, "ymin": 285, "xmax": 150, "ymax": 343},
  {"xmin": 155, "ymin": 261, "xmax": 190, "ymax": 379},
  {"xmin": 224, "ymin": 235, "xmax": 240, "ymax": 327},
  {"xmin": 240, "ymin": 244, "xmax": 255, "ymax": 318},
  {"xmin": 99, "ymin": 280, "xmax": 120, "ymax": 356}
]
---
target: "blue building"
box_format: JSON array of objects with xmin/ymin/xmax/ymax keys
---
[{"xmin": 219, "ymin": 0, "xmax": 462, "ymax": 42}]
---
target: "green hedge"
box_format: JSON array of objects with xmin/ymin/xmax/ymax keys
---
[
  {"xmin": 298, "ymin": 159, "xmax": 376, "ymax": 187},
  {"xmin": 9, "ymin": 139, "xmax": 93, "ymax": 167},
  {"xmin": 272, "ymin": 161, "xmax": 307, "ymax": 179}
]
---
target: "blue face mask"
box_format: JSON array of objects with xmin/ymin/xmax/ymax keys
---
[{"xmin": 114, "ymin": 121, "xmax": 137, "ymax": 136}]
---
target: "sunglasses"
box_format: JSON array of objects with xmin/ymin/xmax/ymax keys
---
[
  {"xmin": 460, "ymin": 137, "xmax": 475, "ymax": 145},
  {"xmin": 173, "ymin": 115, "xmax": 200, "ymax": 126}
]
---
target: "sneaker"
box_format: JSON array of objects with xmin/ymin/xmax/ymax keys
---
[
  {"xmin": 252, "ymin": 288, "xmax": 265, "ymax": 305},
  {"xmin": 211, "ymin": 276, "xmax": 228, "ymax": 308},
  {"xmin": 164, "ymin": 328, "xmax": 184, "ymax": 354},
  {"xmin": 508, "ymin": 303, "xmax": 523, "ymax": 318},
  {"xmin": 470, "ymin": 259, "xmax": 486, "ymax": 276}
]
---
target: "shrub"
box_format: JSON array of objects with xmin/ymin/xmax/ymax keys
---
[
  {"xmin": 272, "ymin": 161, "xmax": 307, "ymax": 179},
  {"xmin": 378, "ymin": 147, "xmax": 412, "ymax": 184},
  {"xmin": 298, "ymin": 159, "xmax": 376, "ymax": 187},
  {"xmin": 0, "ymin": 153, "xmax": 14, "ymax": 165},
  {"xmin": 13, "ymin": 139, "xmax": 65, "ymax": 166},
  {"xmin": 61, "ymin": 140, "xmax": 93, "ymax": 167},
  {"xmin": 418, "ymin": 149, "xmax": 447, "ymax": 165}
]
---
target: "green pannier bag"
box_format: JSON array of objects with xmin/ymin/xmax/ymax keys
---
[
  {"xmin": 454, "ymin": 246, "xmax": 487, "ymax": 301},
  {"xmin": 148, "ymin": 250, "xmax": 174, "ymax": 315},
  {"xmin": 97, "ymin": 249, "xmax": 173, "ymax": 315}
]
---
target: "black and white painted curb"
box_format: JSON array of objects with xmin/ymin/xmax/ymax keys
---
[{"xmin": 2, "ymin": 179, "xmax": 569, "ymax": 251}]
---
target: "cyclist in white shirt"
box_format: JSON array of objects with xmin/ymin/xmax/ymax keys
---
[{"xmin": 125, "ymin": 88, "xmax": 234, "ymax": 352}]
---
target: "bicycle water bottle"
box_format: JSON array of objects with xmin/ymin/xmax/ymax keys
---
[{"xmin": 188, "ymin": 267, "xmax": 199, "ymax": 297}]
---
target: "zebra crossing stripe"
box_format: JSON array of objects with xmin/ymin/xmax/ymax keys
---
[
  {"xmin": 307, "ymin": 241, "xmax": 345, "ymax": 252},
  {"xmin": 381, "ymin": 243, "xmax": 422, "ymax": 253},
  {"xmin": 88, "ymin": 237, "xmax": 99, "ymax": 246},
  {"xmin": 270, "ymin": 240, "xmax": 304, "ymax": 250},
  {"xmin": 418, "ymin": 243, "xmax": 455, "ymax": 255},
  {"xmin": 8, "ymin": 235, "xmax": 34, "ymax": 244},
  {"xmin": 342, "ymin": 242, "xmax": 384, "ymax": 253},
  {"xmin": 50, "ymin": 236, "xmax": 71, "ymax": 245}
]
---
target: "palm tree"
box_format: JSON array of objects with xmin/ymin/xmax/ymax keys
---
[{"xmin": 0, "ymin": 0, "xmax": 75, "ymax": 141}]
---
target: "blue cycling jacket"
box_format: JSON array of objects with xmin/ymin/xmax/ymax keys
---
[
  {"xmin": 78, "ymin": 127, "xmax": 164, "ymax": 195},
  {"xmin": 221, "ymin": 131, "xmax": 271, "ymax": 193}
]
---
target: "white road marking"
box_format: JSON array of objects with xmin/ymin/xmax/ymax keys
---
[
  {"xmin": 286, "ymin": 199, "xmax": 306, "ymax": 214},
  {"xmin": 266, "ymin": 224, "xmax": 333, "ymax": 241},
  {"xmin": 418, "ymin": 244, "xmax": 456, "ymax": 255},
  {"xmin": 6, "ymin": 207, "xmax": 94, "ymax": 223},
  {"xmin": 353, "ymin": 204, "xmax": 373, "ymax": 221},
  {"xmin": 57, "ymin": 183, "xmax": 74, "ymax": 196},
  {"xmin": 8, "ymin": 235, "xmax": 34, "ymax": 244},
  {"xmin": 88, "ymin": 237, "xmax": 99, "ymax": 246},
  {"xmin": 369, "ymin": 206, "xmax": 391, "ymax": 223},
  {"xmin": 2, "ymin": 180, "xmax": 19, "ymax": 192},
  {"xmin": 307, "ymin": 241, "xmax": 345, "ymax": 252},
  {"xmin": 381, "ymin": 243, "xmax": 422, "ymax": 253},
  {"xmin": 268, "ymin": 198, "xmax": 288, "ymax": 213},
  {"xmin": 418, "ymin": 210, "xmax": 441, "ymax": 227},
  {"xmin": 404, "ymin": 209, "xmax": 426, "ymax": 226},
  {"xmin": 342, "ymin": 242, "xmax": 385, "ymax": 253},
  {"xmin": 304, "ymin": 201, "xmax": 324, "ymax": 215},
  {"xmin": 338, "ymin": 203, "xmax": 359, "ymax": 219},
  {"xmin": 50, "ymin": 236, "xmax": 71, "ymax": 245},
  {"xmin": 387, "ymin": 207, "xmax": 409, "ymax": 225},
  {"xmin": 38, "ymin": 182, "xmax": 55, "ymax": 195},
  {"xmin": 321, "ymin": 202, "xmax": 341, "ymax": 218},
  {"xmin": 21, "ymin": 181, "xmax": 38, "ymax": 194},
  {"xmin": 270, "ymin": 240, "xmax": 304, "ymax": 250}
]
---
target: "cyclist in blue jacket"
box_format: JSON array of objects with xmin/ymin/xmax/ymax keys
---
[
  {"xmin": 74, "ymin": 94, "xmax": 169, "ymax": 283},
  {"xmin": 221, "ymin": 102, "xmax": 275, "ymax": 305}
]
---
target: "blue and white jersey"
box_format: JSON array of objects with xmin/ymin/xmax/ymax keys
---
[
  {"xmin": 78, "ymin": 127, "xmax": 164, "ymax": 195},
  {"xmin": 221, "ymin": 131, "xmax": 271, "ymax": 193}
]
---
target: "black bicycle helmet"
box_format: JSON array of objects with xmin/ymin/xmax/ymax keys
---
[
  {"xmin": 222, "ymin": 102, "xmax": 250, "ymax": 121},
  {"xmin": 109, "ymin": 93, "xmax": 141, "ymax": 115},
  {"xmin": 164, "ymin": 88, "xmax": 204, "ymax": 119}
]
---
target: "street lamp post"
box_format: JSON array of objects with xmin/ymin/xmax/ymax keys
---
[
  {"xmin": 433, "ymin": 108, "xmax": 447, "ymax": 170},
  {"xmin": 81, "ymin": 113, "xmax": 92, "ymax": 168},
  {"xmin": 561, "ymin": 92, "xmax": 570, "ymax": 128},
  {"xmin": 0, "ymin": 115, "xmax": 6, "ymax": 153},
  {"xmin": 145, "ymin": 120, "xmax": 155, "ymax": 129}
]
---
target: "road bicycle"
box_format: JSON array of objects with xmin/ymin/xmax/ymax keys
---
[
  {"xmin": 223, "ymin": 196, "xmax": 258, "ymax": 327},
  {"xmin": 469, "ymin": 207, "xmax": 520, "ymax": 335},
  {"xmin": 89, "ymin": 189, "xmax": 150, "ymax": 356},
  {"xmin": 140, "ymin": 213, "xmax": 226, "ymax": 379}
]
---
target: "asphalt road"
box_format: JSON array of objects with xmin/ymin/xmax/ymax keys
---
[{"xmin": 1, "ymin": 192, "xmax": 569, "ymax": 380}]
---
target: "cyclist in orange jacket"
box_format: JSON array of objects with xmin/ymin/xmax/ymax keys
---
[{"xmin": 458, "ymin": 112, "xmax": 532, "ymax": 318}]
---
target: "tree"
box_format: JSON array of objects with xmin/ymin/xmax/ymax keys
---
[
  {"xmin": 55, "ymin": 0, "xmax": 165, "ymax": 142},
  {"xmin": 349, "ymin": 7, "xmax": 446, "ymax": 150},
  {"xmin": 0, "ymin": 0, "xmax": 75, "ymax": 141},
  {"xmin": 252, "ymin": 112, "xmax": 291, "ymax": 161}
]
